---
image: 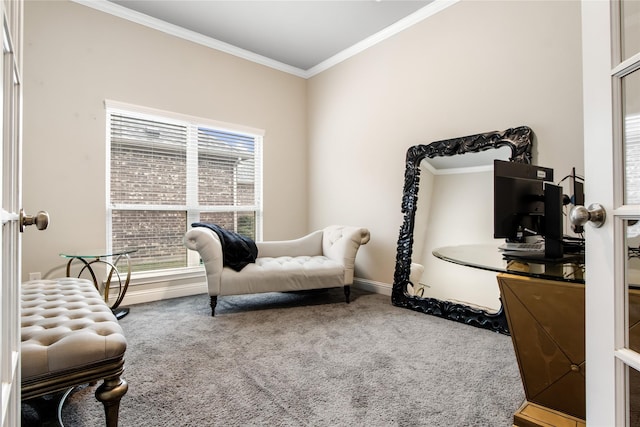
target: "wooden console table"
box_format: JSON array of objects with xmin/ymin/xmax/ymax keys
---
[{"xmin": 433, "ymin": 245, "xmax": 586, "ymax": 426}]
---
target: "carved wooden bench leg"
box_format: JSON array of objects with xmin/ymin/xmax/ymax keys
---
[
  {"xmin": 210, "ymin": 295, "xmax": 218, "ymax": 316},
  {"xmin": 95, "ymin": 375, "xmax": 128, "ymax": 427},
  {"xmin": 344, "ymin": 285, "xmax": 351, "ymax": 303}
]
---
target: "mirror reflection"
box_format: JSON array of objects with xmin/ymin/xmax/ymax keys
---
[
  {"xmin": 410, "ymin": 147, "xmax": 511, "ymax": 311},
  {"xmin": 392, "ymin": 127, "xmax": 533, "ymax": 334}
]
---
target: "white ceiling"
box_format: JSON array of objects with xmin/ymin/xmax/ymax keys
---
[{"xmin": 95, "ymin": 0, "xmax": 437, "ymax": 77}]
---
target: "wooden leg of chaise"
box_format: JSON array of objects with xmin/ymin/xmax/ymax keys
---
[
  {"xmin": 95, "ymin": 375, "xmax": 128, "ymax": 427},
  {"xmin": 344, "ymin": 285, "xmax": 351, "ymax": 303},
  {"xmin": 210, "ymin": 296, "xmax": 218, "ymax": 316}
]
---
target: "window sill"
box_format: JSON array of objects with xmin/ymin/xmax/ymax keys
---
[
  {"xmin": 114, "ymin": 266, "xmax": 207, "ymax": 306},
  {"xmin": 128, "ymin": 266, "xmax": 205, "ymax": 286}
]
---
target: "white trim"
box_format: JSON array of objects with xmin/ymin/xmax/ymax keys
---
[
  {"xmin": 254, "ymin": 135, "xmax": 264, "ymax": 242},
  {"xmin": 581, "ymin": 0, "xmax": 618, "ymax": 424},
  {"xmin": 0, "ymin": 208, "xmax": 17, "ymax": 224},
  {"xmin": 115, "ymin": 266, "xmax": 206, "ymax": 306},
  {"xmin": 72, "ymin": 0, "xmax": 458, "ymax": 79},
  {"xmin": 612, "ymin": 205, "xmax": 640, "ymax": 217},
  {"xmin": 71, "ymin": 0, "xmax": 307, "ymax": 78},
  {"xmin": 105, "ymin": 111, "xmax": 113, "ymax": 254},
  {"xmin": 615, "ymin": 348, "xmax": 640, "ymax": 372},
  {"xmin": 306, "ymin": 0, "xmax": 460, "ymax": 77},
  {"xmin": 104, "ymin": 100, "xmax": 265, "ymax": 137},
  {"xmin": 353, "ymin": 277, "xmax": 392, "ymax": 296},
  {"xmin": 129, "ymin": 266, "xmax": 204, "ymax": 284},
  {"xmin": 110, "ymin": 204, "xmax": 263, "ymax": 212},
  {"xmin": 120, "ymin": 280, "xmax": 207, "ymax": 306},
  {"xmin": 118, "ymin": 274, "xmax": 392, "ymax": 306},
  {"xmin": 612, "ymin": 51, "xmax": 640, "ymax": 78},
  {"xmin": 422, "ymin": 162, "xmax": 493, "ymax": 176}
]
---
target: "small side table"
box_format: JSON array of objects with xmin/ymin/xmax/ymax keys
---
[{"xmin": 60, "ymin": 249, "xmax": 137, "ymax": 319}]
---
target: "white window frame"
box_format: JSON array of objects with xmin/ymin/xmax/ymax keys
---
[{"xmin": 105, "ymin": 100, "xmax": 264, "ymax": 272}]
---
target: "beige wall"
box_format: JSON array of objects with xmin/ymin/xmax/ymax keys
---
[
  {"xmin": 22, "ymin": 1, "xmax": 308, "ymax": 280},
  {"xmin": 22, "ymin": 1, "xmax": 584, "ymax": 302},
  {"xmin": 307, "ymin": 0, "xmax": 584, "ymax": 295}
]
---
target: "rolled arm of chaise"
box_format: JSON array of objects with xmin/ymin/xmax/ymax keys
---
[
  {"xmin": 256, "ymin": 230, "xmax": 324, "ymax": 258},
  {"xmin": 321, "ymin": 225, "xmax": 371, "ymax": 284},
  {"xmin": 183, "ymin": 227, "xmax": 223, "ymax": 296}
]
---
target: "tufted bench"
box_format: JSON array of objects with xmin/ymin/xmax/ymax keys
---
[
  {"xmin": 184, "ymin": 225, "xmax": 370, "ymax": 316},
  {"xmin": 21, "ymin": 278, "xmax": 128, "ymax": 427}
]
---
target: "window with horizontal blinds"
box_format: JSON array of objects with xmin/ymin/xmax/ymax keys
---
[
  {"xmin": 111, "ymin": 114, "xmax": 188, "ymax": 205},
  {"xmin": 107, "ymin": 104, "xmax": 263, "ymax": 272},
  {"xmin": 626, "ymin": 114, "xmax": 640, "ymax": 206},
  {"xmin": 197, "ymin": 127, "xmax": 256, "ymax": 206}
]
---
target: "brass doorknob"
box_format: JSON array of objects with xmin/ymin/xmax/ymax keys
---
[{"xmin": 20, "ymin": 209, "xmax": 49, "ymax": 232}]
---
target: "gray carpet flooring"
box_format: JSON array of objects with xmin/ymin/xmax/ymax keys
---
[{"xmin": 24, "ymin": 288, "xmax": 524, "ymax": 426}]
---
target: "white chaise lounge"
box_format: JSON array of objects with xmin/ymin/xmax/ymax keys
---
[{"xmin": 184, "ymin": 225, "xmax": 370, "ymax": 316}]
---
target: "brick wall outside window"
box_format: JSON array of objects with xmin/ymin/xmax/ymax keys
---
[{"xmin": 108, "ymin": 104, "xmax": 262, "ymax": 272}]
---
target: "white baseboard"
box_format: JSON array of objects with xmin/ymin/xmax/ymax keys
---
[
  {"xmin": 120, "ymin": 281, "xmax": 207, "ymax": 306},
  {"xmin": 353, "ymin": 278, "xmax": 392, "ymax": 296},
  {"xmin": 119, "ymin": 275, "xmax": 392, "ymax": 307}
]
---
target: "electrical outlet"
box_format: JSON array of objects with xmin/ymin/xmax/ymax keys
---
[{"xmin": 29, "ymin": 272, "xmax": 41, "ymax": 281}]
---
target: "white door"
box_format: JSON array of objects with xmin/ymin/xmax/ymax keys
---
[
  {"xmin": 582, "ymin": 1, "xmax": 640, "ymax": 425},
  {"xmin": 0, "ymin": 1, "xmax": 22, "ymax": 425}
]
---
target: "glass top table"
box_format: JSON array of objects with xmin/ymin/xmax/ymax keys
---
[
  {"xmin": 59, "ymin": 249, "xmax": 138, "ymax": 259},
  {"xmin": 432, "ymin": 244, "xmax": 585, "ymax": 284},
  {"xmin": 60, "ymin": 249, "xmax": 137, "ymax": 319}
]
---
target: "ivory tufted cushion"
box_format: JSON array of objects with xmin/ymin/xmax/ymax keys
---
[
  {"xmin": 21, "ymin": 278, "xmax": 127, "ymax": 380},
  {"xmin": 220, "ymin": 255, "xmax": 343, "ymax": 295}
]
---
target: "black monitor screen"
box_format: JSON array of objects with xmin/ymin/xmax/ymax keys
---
[{"xmin": 494, "ymin": 160, "xmax": 554, "ymax": 241}]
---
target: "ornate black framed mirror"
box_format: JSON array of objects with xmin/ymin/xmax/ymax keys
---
[{"xmin": 392, "ymin": 126, "xmax": 533, "ymax": 334}]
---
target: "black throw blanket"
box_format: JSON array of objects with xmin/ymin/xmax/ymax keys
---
[{"xmin": 191, "ymin": 223, "xmax": 258, "ymax": 271}]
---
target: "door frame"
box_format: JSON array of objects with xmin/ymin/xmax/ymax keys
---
[{"xmin": 583, "ymin": 0, "xmax": 640, "ymax": 424}]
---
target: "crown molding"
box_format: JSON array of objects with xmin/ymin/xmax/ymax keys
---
[
  {"xmin": 71, "ymin": 0, "xmax": 458, "ymax": 80},
  {"xmin": 306, "ymin": 0, "xmax": 459, "ymax": 78},
  {"xmin": 71, "ymin": 0, "xmax": 308, "ymax": 77}
]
